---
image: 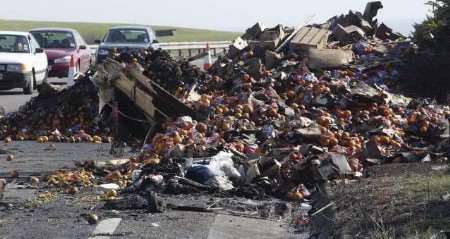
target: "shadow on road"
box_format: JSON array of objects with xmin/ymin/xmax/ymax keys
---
[{"xmin": 0, "ymin": 90, "xmax": 24, "ymax": 95}]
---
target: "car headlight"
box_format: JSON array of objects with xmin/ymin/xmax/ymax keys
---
[
  {"xmin": 7, "ymin": 64, "xmax": 27, "ymax": 72},
  {"xmin": 54, "ymin": 56, "xmax": 72, "ymax": 64},
  {"xmin": 97, "ymin": 49, "xmax": 109, "ymax": 55}
]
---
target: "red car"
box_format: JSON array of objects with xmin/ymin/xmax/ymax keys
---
[{"xmin": 30, "ymin": 28, "xmax": 92, "ymax": 78}]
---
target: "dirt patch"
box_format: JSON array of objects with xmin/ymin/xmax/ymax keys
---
[{"xmin": 330, "ymin": 163, "xmax": 450, "ymax": 238}]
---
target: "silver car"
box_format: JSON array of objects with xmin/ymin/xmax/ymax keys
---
[{"xmin": 95, "ymin": 26, "xmax": 160, "ymax": 64}]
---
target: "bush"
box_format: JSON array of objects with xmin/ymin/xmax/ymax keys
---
[
  {"xmin": 403, "ymin": 0, "xmax": 450, "ymax": 101},
  {"xmin": 414, "ymin": 0, "xmax": 450, "ymax": 53}
]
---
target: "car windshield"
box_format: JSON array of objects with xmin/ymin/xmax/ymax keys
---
[
  {"xmin": 0, "ymin": 35, "xmax": 30, "ymax": 53},
  {"xmin": 31, "ymin": 31, "xmax": 76, "ymax": 49},
  {"xmin": 105, "ymin": 29, "xmax": 149, "ymax": 43}
]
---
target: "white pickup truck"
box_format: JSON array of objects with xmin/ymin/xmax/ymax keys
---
[{"xmin": 0, "ymin": 31, "xmax": 48, "ymax": 94}]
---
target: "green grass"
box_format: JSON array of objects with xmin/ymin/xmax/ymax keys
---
[{"xmin": 0, "ymin": 19, "xmax": 240, "ymax": 44}]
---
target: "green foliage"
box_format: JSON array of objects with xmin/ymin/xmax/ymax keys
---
[
  {"xmin": 404, "ymin": 0, "xmax": 450, "ymax": 101},
  {"xmin": 413, "ymin": 0, "xmax": 450, "ymax": 53}
]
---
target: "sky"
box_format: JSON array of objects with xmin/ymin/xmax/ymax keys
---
[{"xmin": 1, "ymin": 0, "xmax": 431, "ymax": 35}]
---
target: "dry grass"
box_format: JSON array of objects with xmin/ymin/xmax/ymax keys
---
[{"xmin": 330, "ymin": 163, "xmax": 450, "ymax": 239}]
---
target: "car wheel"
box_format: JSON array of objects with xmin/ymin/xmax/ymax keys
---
[
  {"xmin": 33, "ymin": 72, "xmax": 37, "ymax": 90},
  {"xmin": 43, "ymin": 69, "xmax": 48, "ymax": 84},
  {"xmin": 77, "ymin": 62, "xmax": 81, "ymax": 75},
  {"xmin": 23, "ymin": 70, "xmax": 35, "ymax": 95}
]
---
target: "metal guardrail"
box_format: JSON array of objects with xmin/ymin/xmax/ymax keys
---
[{"xmin": 89, "ymin": 41, "xmax": 230, "ymax": 58}]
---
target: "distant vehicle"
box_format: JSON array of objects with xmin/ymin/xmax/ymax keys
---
[
  {"xmin": 95, "ymin": 26, "xmax": 159, "ymax": 64},
  {"xmin": 30, "ymin": 28, "xmax": 92, "ymax": 78},
  {"xmin": 0, "ymin": 31, "xmax": 48, "ymax": 94}
]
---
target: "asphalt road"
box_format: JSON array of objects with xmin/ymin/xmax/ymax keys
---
[
  {"xmin": 0, "ymin": 89, "xmax": 37, "ymax": 113},
  {"xmin": 0, "ymin": 73, "xmax": 308, "ymax": 239},
  {"xmin": 0, "ymin": 77, "xmax": 66, "ymax": 113},
  {"xmin": 0, "ymin": 140, "xmax": 302, "ymax": 238}
]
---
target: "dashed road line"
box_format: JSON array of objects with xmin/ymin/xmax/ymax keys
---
[
  {"xmin": 207, "ymin": 214, "xmax": 299, "ymax": 239},
  {"xmin": 88, "ymin": 218, "xmax": 122, "ymax": 239}
]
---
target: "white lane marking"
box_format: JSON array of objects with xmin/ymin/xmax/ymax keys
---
[
  {"xmin": 207, "ymin": 214, "xmax": 295, "ymax": 239},
  {"xmin": 88, "ymin": 218, "xmax": 122, "ymax": 239}
]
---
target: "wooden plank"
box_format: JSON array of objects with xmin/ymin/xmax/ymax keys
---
[
  {"xmin": 99, "ymin": 59, "xmax": 196, "ymax": 121},
  {"xmin": 290, "ymin": 27, "xmax": 331, "ymax": 49},
  {"xmin": 113, "ymin": 73, "xmax": 156, "ymax": 118},
  {"xmin": 290, "ymin": 27, "xmax": 306, "ymax": 46},
  {"xmin": 301, "ymin": 27, "xmax": 320, "ymax": 46},
  {"xmin": 275, "ymin": 14, "xmax": 315, "ymax": 53},
  {"xmin": 126, "ymin": 65, "xmax": 196, "ymax": 119},
  {"xmin": 125, "ymin": 64, "xmax": 157, "ymax": 95},
  {"xmin": 310, "ymin": 28, "xmax": 331, "ymax": 48},
  {"xmin": 291, "ymin": 27, "xmax": 310, "ymax": 43}
]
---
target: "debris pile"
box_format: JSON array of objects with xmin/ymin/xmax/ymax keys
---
[
  {"xmin": 111, "ymin": 48, "xmax": 205, "ymax": 96},
  {"xmin": 4, "ymin": 1, "xmax": 450, "ymax": 223},
  {"xmin": 0, "ymin": 73, "xmax": 112, "ymax": 143},
  {"xmin": 72, "ymin": 1, "xmax": 450, "ymax": 205}
]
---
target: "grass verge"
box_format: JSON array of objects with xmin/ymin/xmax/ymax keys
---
[
  {"xmin": 0, "ymin": 19, "xmax": 241, "ymax": 44},
  {"xmin": 330, "ymin": 163, "xmax": 450, "ymax": 238}
]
